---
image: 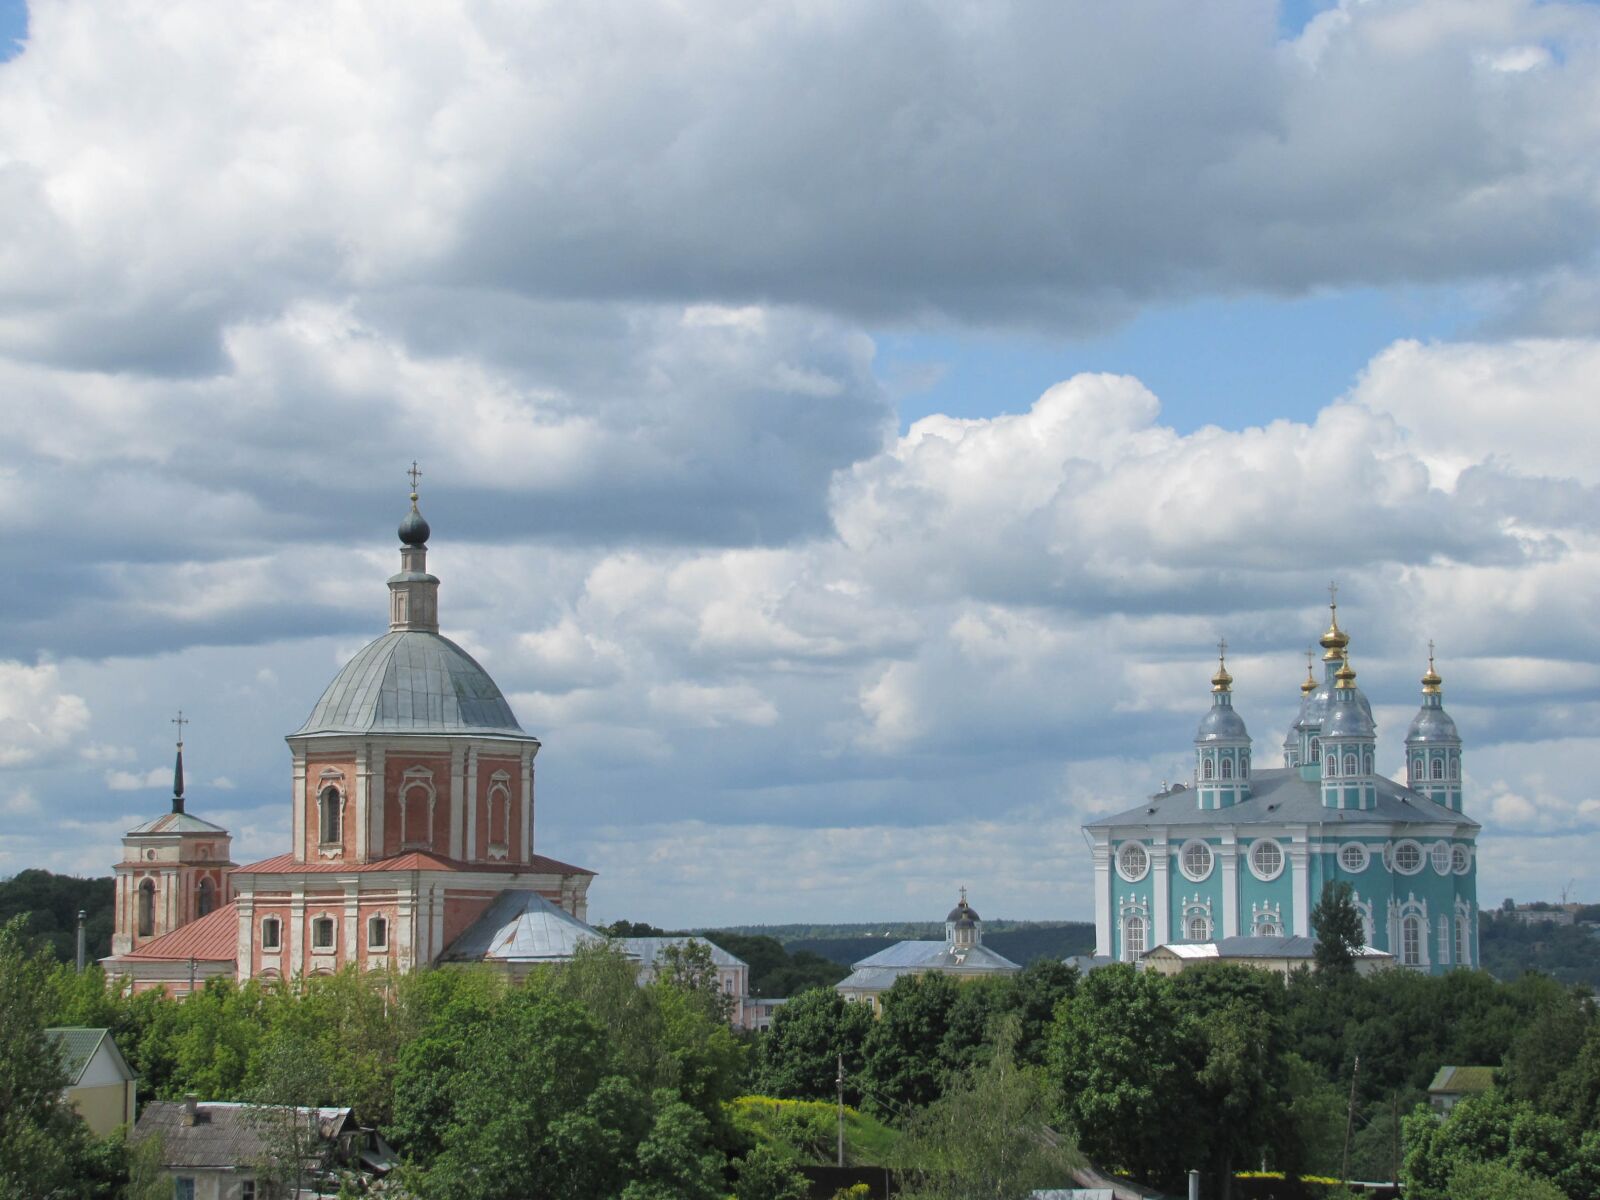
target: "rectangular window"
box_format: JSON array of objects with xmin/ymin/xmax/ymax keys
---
[
  {"xmin": 312, "ymin": 917, "xmax": 335, "ymax": 951},
  {"xmin": 241, "ymin": 1182, "xmax": 256, "ymax": 1200},
  {"xmin": 261, "ymin": 918, "xmax": 280, "ymax": 950},
  {"xmin": 368, "ymin": 916, "xmax": 388, "ymax": 950},
  {"xmin": 173, "ymin": 1181, "xmax": 195, "ymax": 1200}
]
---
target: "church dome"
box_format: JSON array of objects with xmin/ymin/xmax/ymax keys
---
[
  {"xmin": 1195, "ymin": 704, "xmax": 1250, "ymax": 742},
  {"xmin": 294, "ymin": 630, "xmax": 525, "ymax": 738},
  {"xmin": 947, "ymin": 901, "xmax": 980, "ymax": 924},
  {"xmin": 1406, "ymin": 705, "xmax": 1459, "ymax": 744},
  {"xmin": 1324, "ymin": 687, "xmax": 1376, "ymax": 739}
]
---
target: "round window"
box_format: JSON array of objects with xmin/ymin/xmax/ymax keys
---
[
  {"xmin": 1451, "ymin": 844, "xmax": 1472, "ymax": 875},
  {"xmin": 1116, "ymin": 842, "xmax": 1150, "ymax": 882},
  {"xmin": 1430, "ymin": 842, "xmax": 1452, "ymax": 876},
  {"xmin": 1179, "ymin": 839, "xmax": 1214, "ymax": 882},
  {"xmin": 1339, "ymin": 842, "xmax": 1369, "ymax": 873},
  {"xmin": 1249, "ymin": 839, "xmax": 1284, "ymax": 881},
  {"xmin": 1392, "ymin": 840, "xmax": 1424, "ymax": 875}
]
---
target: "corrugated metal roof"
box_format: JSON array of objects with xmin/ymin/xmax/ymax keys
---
[
  {"xmin": 851, "ymin": 939, "xmax": 1020, "ymax": 972},
  {"xmin": 1427, "ymin": 1065, "xmax": 1496, "ymax": 1094},
  {"xmin": 45, "ymin": 1028, "xmax": 109, "ymax": 1085},
  {"xmin": 134, "ymin": 1102, "xmax": 352, "ymax": 1169},
  {"xmin": 119, "ymin": 901, "xmax": 239, "ymax": 963},
  {"xmin": 235, "ymin": 851, "xmax": 595, "ymax": 876},
  {"xmin": 439, "ymin": 890, "xmax": 604, "ymax": 963},
  {"xmin": 1086, "ymin": 766, "xmax": 1479, "ymax": 830},
  {"xmin": 294, "ymin": 630, "xmax": 528, "ymax": 738},
  {"xmin": 125, "ymin": 810, "xmax": 230, "ymax": 836}
]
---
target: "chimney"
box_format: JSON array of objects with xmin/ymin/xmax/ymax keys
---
[{"xmin": 182, "ymin": 1094, "xmax": 198, "ymax": 1126}]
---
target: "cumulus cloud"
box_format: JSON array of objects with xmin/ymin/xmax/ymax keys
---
[{"xmin": 0, "ymin": 661, "xmax": 89, "ymax": 766}]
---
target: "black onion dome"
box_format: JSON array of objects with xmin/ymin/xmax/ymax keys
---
[
  {"xmin": 399, "ymin": 501, "xmax": 431, "ymax": 546},
  {"xmin": 947, "ymin": 901, "xmax": 980, "ymax": 923}
]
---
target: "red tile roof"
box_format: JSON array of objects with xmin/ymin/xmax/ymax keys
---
[
  {"xmin": 121, "ymin": 901, "xmax": 239, "ymax": 963},
  {"xmin": 234, "ymin": 851, "xmax": 595, "ymax": 876}
]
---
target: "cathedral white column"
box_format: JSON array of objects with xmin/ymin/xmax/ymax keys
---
[
  {"xmin": 1291, "ymin": 838, "xmax": 1311, "ymax": 937},
  {"xmin": 289, "ymin": 889, "xmax": 305, "ymax": 980},
  {"xmin": 1220, "ymin": 833, "xmax": 1239, "ymax": 937},
  {"xmin": 1091, "ymin": 838, "xmax": 1112, "ymax": 956},
  {"xmin": 291, "ymin": 751, "xmax": 307, "ymax": 863},
  {"xmin": 449, "ymin": 746, "xmax": 466, "ymax": 860},
  {"xmin": 342, "ymin": 879, "xmax": 360, "ymax": 962},
  {"xmin": 235, "ymin": 894, "xmax": 254, "ymax": 983},
  {"xmin": 465, "ymin": 745, "xmax": 480, "ymax": 860},
  {"xmin": 353, "ymin": 743, "xmax": 371, "ymax": 862},
  {"xmin": 1152, "ymin": 833, "xmax": 1171, "ymax": 948},
  {"xmin": 521, "ymin": 747, "xmax": 535, "ymax": 862}
]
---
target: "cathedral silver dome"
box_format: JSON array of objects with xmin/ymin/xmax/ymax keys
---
[
  {"xmin": 293, "ymin": 629, "xmax": 526, "ymax": 738},
  {"xmin": 1406, "ymin": 705, "xmax": 1460, "ymax": 743},
  {"xmin": 1195, "ymin": 703, "xmax": 1250, "ymax": 742}
]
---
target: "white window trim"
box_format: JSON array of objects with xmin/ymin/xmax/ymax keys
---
[
  {"xmin": 260, "ymin": 917, "xmax": 282, "ymax": 951},
  {"xmin": 1430, "ymin": 841, "xmax": 1452, "ymax": 876},
  {"xmin": 1116, "ymin": 841, "xmax": 1150, "ymax": 883},
  {"xmin": 1452, "ymin": 844, "xmax": 1472, "ymax": 875},
  {"xmin": 1178, "ymin": 838, "xmax": 1214, "ymax": 883},
  {"xmin": 1392, "ymin": 839, "xmax": 1425, "ymax": 876},
  {"xmin": 367, "ymin": 914, "xmax": 388, "ymax": 951},
  {"xmin": 1248, "ymin": 837, "xmax": 1285, "ymax": 882},
  {"xmin": 1338, "ymin": 841, "xmax": 1370, "ymax": 873},
  {"xmin": 310, "ymin": 914, "xmax": 337, "ymax": 952}
]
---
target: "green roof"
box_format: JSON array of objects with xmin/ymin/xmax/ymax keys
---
[
  {"xmin": 1427, "ymin": 1065, "xmax": 1496, "ymax": 1094},
  {"xmin": 45, "ymin": 1027, "xmax": 134, "ymax": 1087}
]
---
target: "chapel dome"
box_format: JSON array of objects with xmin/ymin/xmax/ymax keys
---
[
  {"xmin": 1195, "ymin": 704, "xmax": 1250, "ymax": 742},
  {"xmin": 293, "ymin": 629, "xmax": 525, "ymax": 738},
  {"xmin": 947, "ymin": 900, "xmax": 980, "ymax": 924},
  {"xmin": 1324, "ymin": 688, "xmax": 1376, "ymax": 739},
  {"xmin": 1406, "ymin": 705, "xmax": 1459, "ymax": 744}
]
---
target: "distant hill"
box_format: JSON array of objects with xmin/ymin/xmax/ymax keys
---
[
  {"xmin": 715, "ymin": 920, "xmax": 1096, "ymax": 967},
  {"xmin": 0, "ymin": 869, "xmax": 115, "ymax": 962}
]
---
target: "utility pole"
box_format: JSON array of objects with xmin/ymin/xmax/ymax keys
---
[
  {"xmin": 75, "ymin": 910, "xmax": 86, "ymax": 973},
  {"xmin": 1342, "ymin": 1053, "xmax": 1360, "ymax": 1185},
  {"xmin": 1392, "ymin": 1091, "xmax": 1401, "ymax": 1187},
  {"xmin": 836, "ymin": 1052, "xmax": 846, "ymax": 1168},
  {"xmin": 188, "ymin": 955, "xmax": 197, "ymax": 995}
]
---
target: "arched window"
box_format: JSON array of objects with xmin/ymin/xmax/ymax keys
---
[
  {"xmin": 1186, "ymin": 914, "xmax": 1210, "ymax": 941},
  {"xmin": 1412, "ymin": 755, "xmax": 1424, "ymax": 780},
  {"xmin": 1257, "ymin": 922, "xmax": 1281, "ymax": 938},
  {"xmin": 1455, "ymin": 916, "xmax": 1470, "ymax": 967},
  {"xmin": 196, "ymin": 877, "xmax": 215, "ymax": 918},
  {"xmin": 487, "ymin": 781, "xmax": 511, "ymax": 852},
  {"xmin": 1344, "ymin": 754, "xmax": 1357, "ymax": 776},
  {"xmin": 319, "ymin": 786, "xmax": 342, "ymax": 844},
  {"xmin": 1364, "ymin": 751, "xmax": 1373, "ymax": 775},
  {"xmin": 1431, "ymin": 758, "xmax": 1444, "ymax": 780},
  {"xmin": 1327, "ymin": 754, "xmax": 1339, "ymax": 777},
  {"xmin": 1220, "ymin": 758, "xmax": 1233, "ymax": 780},
  {"xmin": 1450, "ymin": 758, "xmax": 1460, "ymax": 780},
  {"xmin": 261, "ymin": 917, "xmax": 281, "ymax": 950},
  {"xmin": 1122, "ymin": 915, "xmax": 1146, "ymax": 961},
  {"xmin": 311, "ymin": 917, "xmax": 336, "ymax": 951},
  {"xmin": 1310, "ymin": 738, "xmax": 1321, "ymax": 763},
  {"xmin": 1401, "ymin": 916, "xmax": 1422, "ymax": 967},
  {"xmin": 401, "ymin": 779, "xmax": 434, "ymax": 849},
  {"xmin": 1241, "ymin": 753, "xmax": 1249, "ymax": 776},
  {"xmin": 367, "ymin": 915, "xmax": 388, "ymax": 951},
  {"xmin": 137, "ymin": 879, "xmax": 155, "ymax": 938},
  {"xmin": 1201, "ymin": 758, "xmax": 1214, "ymax": 781}
]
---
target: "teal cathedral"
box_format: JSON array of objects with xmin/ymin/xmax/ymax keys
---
[{"xmin": 1084, "ymin": 600, "xmax": 1480, "ymax": 974}]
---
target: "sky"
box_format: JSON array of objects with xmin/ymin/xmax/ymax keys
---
[{"xmin": 3, "ymin": 0, "xmax": 1600, "ymax": 927}]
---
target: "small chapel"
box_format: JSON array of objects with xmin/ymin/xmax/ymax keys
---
[
  {"xmin": 103, "ymin": 479, "xmax": 597, "ymax": 992},
  {"xmin": 1083, "ymin": 597, "xmax": 1481, "ymax": 975}
]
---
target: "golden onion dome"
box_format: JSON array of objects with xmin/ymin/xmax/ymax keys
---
[
  {"xmin": 1300, "ymin": 659, "xmax": 1317, "ymax": 695},
  {"xmin": 1421, "ymin": 641, "xmax": 1442, "ymax": 694},
  {"xmin": 1335, "ymin": 658, "xmax": 1357, "ymax": 689}
]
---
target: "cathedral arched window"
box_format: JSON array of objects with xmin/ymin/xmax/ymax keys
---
[
  {"xmin": 1431, "ymin": 758, "xmax": 1444, "ymax": 780},
  {"xmin": 1186, "ymin": 913, "xmax": 1210, "ymax": 941},
  {"xmin": 1344, "ymin": 753, "xmax": 1357, "ymax": 776},
  {"xmin": 137, "ymin": 879, "xmax": 155, "ymax": 938},
  {"xmin": 319, "ymin": 786, "xmax": 342, "ymax": 845},
  {"xmin": 1202, "ymin": 759, "xmax": 1214, "ymax": 781},
  {"xmin": 1412, "ymin": 755, "xmax": 1424, "ymax": 780},
  {"xmin": 1364, "ymin": 751, "xmax": 1373, "ymax": 775},
  {"xmin": 487, "ymin": 781, "xmax": 511, "ymax": 853},
  {"xmin": 1401, "ymin": 915, "xmax": 1422, "ymax": 967},
  {"xmin": 1455, "ymin": 915, "xmax": 1470, "ymax": 967},
  {"xmin": 1220, "ymin": 758, "xmax": 1233, "ymax": 780},
  {"xmin": 1450, "ymin": 758, "xmax": 1460, "ymax": 780},
  {"xmin": 1327, "ymin": 755, "xmax": 1339, "ymax": 777},
  {"xmin": 197, "ymin": 877, "xmax": 215, "ymax": 918},
  {"xmin": 400, "ymin": 772, "xmax": 436, "ymax": 849},
  {"xmin": 1310, "ymin": 738, "xmax": 1321, "ymax": 763},
  {"xmin": 1122, "ymin": 915, "xmax": 1146, "ymax": 961}
]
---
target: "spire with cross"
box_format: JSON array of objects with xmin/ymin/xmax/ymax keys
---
[{"xmin": 171, "ymin": 710, "xmax": 188, "ymax": 814}]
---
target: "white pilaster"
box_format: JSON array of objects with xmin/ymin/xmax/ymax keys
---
[
  {"xmin": 289, "ymin": 889, "xmax": 305, "ymax": 981},
  {"xmin": 449, "ymin": 746, "xmax": 466, "ymax": 860},
  {"xmin": 343, "ymin": 879, "xmax": 360, "ymax": 961},
  {"xmin": 1220, "ymin": 833, "xmax": 1239, "ymax": 937},
  {"xmin": 521, "ymin": 748, "xmax": 535, "ymax": 861},
  {"xmin": 354, "ymin": 743, "xmax": 371, "ymax": 862},
  {"xmin": 1092, "ymin": 838, "xmax": 1112, "ymax": 957},
  {"xmin": 1152, "ymin": 832, "xmax": 1171, "ymax": 948},
  {"xmin": 1291, "ymin": 837, "xmax": 1311, "ymax": 937},
  {"xmin": 291, "ymin": 751, "xmax": 307, "ymax": 863},
  {"xmin": 235, "ymin": 894, "xmax": 254, "ymax": 983},
  {"xmin": 465, "ymin": 745, "xmax": 480, "ymax": 860}
]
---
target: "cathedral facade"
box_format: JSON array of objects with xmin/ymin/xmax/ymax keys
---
[
  {"xmin": 105, "ymin": 484, "xmax": 595, "ymax": 991},
  {"xmin": 1083, "ymin": 602, "xmax": 1480, "ymax": 975}
]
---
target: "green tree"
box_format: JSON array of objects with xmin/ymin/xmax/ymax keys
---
[
  {"xmin": 1049, "ymin": 964, "xmax": 1188, "ymax": 1188},
  {"xmin": 999, "ymin": 958, "xmax": 1077, "ymax": 1067},
  {"xmin": 757, "ymin": 987, "xmax": 872, "ymax": 1104},
  {"xmin": 862, "ymin": 973, "xmax": 959, "ymax": 1115},
  {"xmin": 895, "ymin": 1020, "xmax": 1079, "ymax": 1199},
  {"xmin": 1311, "ymin": 881, "xmax": 1363, "ymax": 977},
  {"xmin": 1402, "ymin": 1090, "xmax": 1573, "ymax": 1200},
  {"xmin": 733, "ymin": 1144, "xmax": 809, "ymax": 1200},
  {"xmin": 620, "ymin": 1091, "xmax": 726, "ymax": 1200},
  {"xmin": 1446, "ymin": 1159, "xmax": 1566, "ymax": 1200}
]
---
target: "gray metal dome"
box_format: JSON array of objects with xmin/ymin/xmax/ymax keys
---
[
  {"xmin": 1297, "ymin": 679, "xmax": 1372, "ymax": 731},
  {"xmin": 294, "ymin": 630, "xmax": 525, "ymax": 738},
  {"xmin": 1195, "ymin": 703, "xmax": 1250, "ymax": 742},
  {"xmin": 1406, "ymin": 705, "xmax": 1460, "ymax": 744},
  {"xmin": 1324, "ymin": 689, "xmax": 1376, "ymax": 739}
]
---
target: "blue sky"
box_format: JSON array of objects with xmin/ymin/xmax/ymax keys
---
[{"xmin": 2, "ymin": 0, "xmax": 1600, "ymax": 925}]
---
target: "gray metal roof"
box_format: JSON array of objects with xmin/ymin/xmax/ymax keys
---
[
  {"xmin": 1085, "ymin": 766, "xmax": 1479, "ymax": 830},
  {"xmin": 1149, "ymin": 935, "xmax": 1394, "ymax": 961},
  {"xmin": 439, "ymin": 890, "xmax": 603, "ymax": 963},
  {"xmin": 1407, "ymin": 703, "xmax": 1460, "ymax": 744},
  {"xmin": 850, "ymin": 939, "xmax": 1021, "ymax": 973},
  {"xmin": 125, "ymin": 811, "xmax": 229, "ymax": 836},
  {"xmin": 1324, "ymin": 688, "xmax": 1377, "ymax": 738},
  {"xmin": 294, "ymin": 630, "xmax": 526, "ymax": 738},
  {"xmin": 617, "ymin": 936, "xmax": 748, "ymax": 970}
]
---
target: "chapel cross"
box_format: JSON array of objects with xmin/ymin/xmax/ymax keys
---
[
  {"xmin": 171, "ymin": 710, "xmax": 188, "ymax": 748},
  {"xmin": 1217, "ymin": 637, "xmax": 1228, "ymax": 665},
  {"xmin": 959, "ymin": 885, "xmax": 967, "ymax": 906},
  {"xmin": 1428, "ymin": 638, "xmax": 1436, "ymax": 670},
  {"xmin": 407, "ymin": 460, "xmax": 423, "ymax": 494},
  {"xmin": 1328, "ymin": 580, "xmax": 1339, "ymax": 608}
]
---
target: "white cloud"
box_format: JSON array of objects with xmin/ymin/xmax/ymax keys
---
[
  {"xmin": 0, "ymin": 661, "xmax": 89, "ymax": 766},
  {"xmin": 104, "ymin": 767, "xmax": 172, "ymax": 791}
]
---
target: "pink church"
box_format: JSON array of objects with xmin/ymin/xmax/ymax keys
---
[{"xmin": 104, "ymin": 485, "xmax": 595, "ymax": 993}]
